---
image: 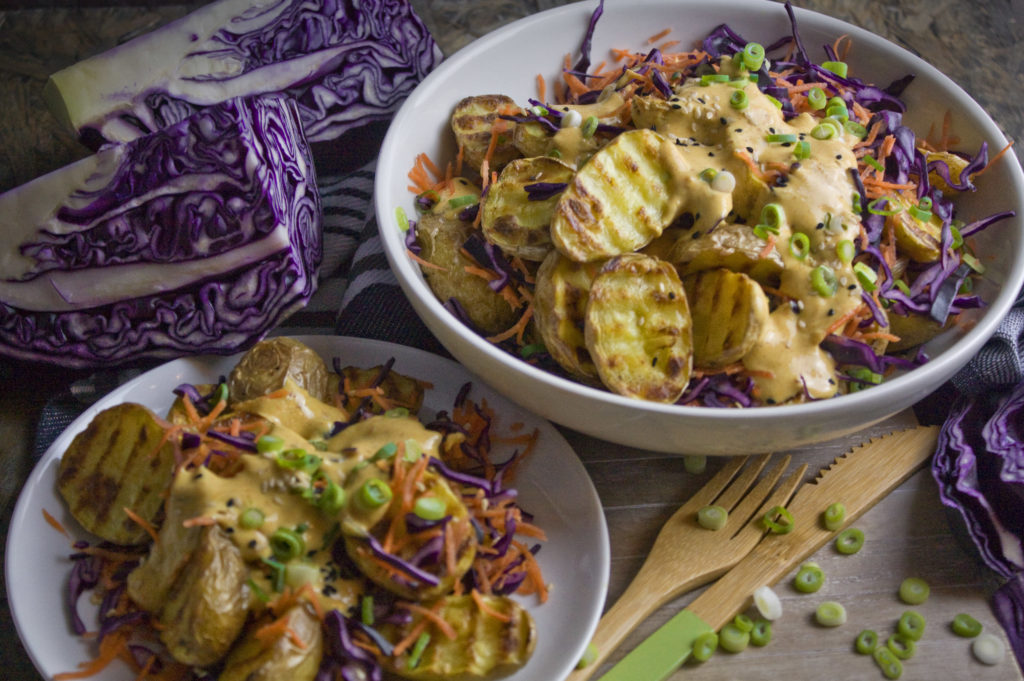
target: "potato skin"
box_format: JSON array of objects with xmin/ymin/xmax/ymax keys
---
[
  {"xmin": 533, "ymin": 249, "xmax": 603, "ymax": 379},
  {"xmin": 57, "ymin": 402, "xmax": 177, "ymax": 545},
  {"xmin": 228, "ymin": 337, "xmax": 329, "ymax": 402},
  {"xmin": 451, "ymin": 95, "xmax": 522, "ymax": 174},
  {"xmin": 415, "ymin": 212, "xmax": 520, "ymax": 335},
  {"xmin": 684, "ymin": 268, "xmax": 769, "ymax": 370},
  {"xmin": 219, "ymin": 603, "xmax": 324, "ymax": 681}
]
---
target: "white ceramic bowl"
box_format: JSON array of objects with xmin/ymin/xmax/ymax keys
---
[{"xmin": 375, "ymin": 0, "xmax": 1024, "ymax": 455}]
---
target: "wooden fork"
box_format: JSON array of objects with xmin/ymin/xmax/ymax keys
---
[{"xmin": 566, "ymin": 453, "xmax": 807, "ymax": 681}]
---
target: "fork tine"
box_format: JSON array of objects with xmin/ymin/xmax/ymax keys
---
[
  {"xmin": 726, "ymin": 454, "xmax": 791, "ymax": 528},
  {"xmin": 680, "ymin": 455, "xmax": 748, "ymax": 511},
  {"xmin": 714, "ymin": 453, "xmax": 772, "ymax": 511},
  {"xmin": 732, "ymin": 462, "xmax": 809, "ymax": 543}
]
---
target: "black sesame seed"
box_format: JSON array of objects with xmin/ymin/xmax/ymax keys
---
[{"xmin": 248, "ymin": 539, "xmax": 258, "ymax": 549}]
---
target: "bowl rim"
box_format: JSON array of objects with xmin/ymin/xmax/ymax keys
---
[{"xmin": 375, "ymin": 0, "xmax": 1024, "ymax": 426}]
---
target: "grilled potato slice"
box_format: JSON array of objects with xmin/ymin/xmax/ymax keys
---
[
  {"xmin": 451, "ymin": 95, "xmax": 522, "ymax": 174},
  {"xmin": 415, "ymin": 212, "xmax": 520, "ymax": 335},
  {"xmin": 512, "ymin": 120, "xmax": 553, "ymax": 158},
  {"xmin": 533, "ymin": 249, "xmax": 603, "ymax": 379},
  {"xmin": 56, "ymin": 402, "xmax": 177, "ymax": 545},
  {"xmin": 585, "ymin": 253, "xmax": 693, "ymax": 402},
  {"xmin": 670, "ymin": 221, "xmax": 785, "ymax": 286},
  {"xmin": 684, "ymin": 268, "xmax": 769, "ymax": 370},
  {"xmin": 889, "ymin": 208, "xmax": 944, "ymax": 263},
  {"xmin": 157, "ymin": 525, "xmax": 250, "ymax": 667},
  {"xmin": 481, "ymin": 156, "xmax": 576, "ymax": 261},
  {"xmin": 380, "ymin": 594, "xmax": 536, "ymax": 680},
  {"xmin": 220, "ymin": 603, "xmax": 323, "ymax": 681},
  {"xmin": 551, "ymin": 128, "xmax": 682, "ymax": 262}
]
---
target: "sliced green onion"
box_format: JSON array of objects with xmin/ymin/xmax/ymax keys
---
[
  {"xmin": 276, "ymin": 448, "xmax": 322, "ymax": 474},
  {"xmin": 700, "ymin": 73, "xmax": 731, "ymax": 85},
  {"xmin": 789, "ymin": 232, "xmax": 811, "ymax": 259},
  {"xmin": 371, "ymin": 441, "xmax": 399, "ymax": 461},
  {"xmin": 239, "ymin": 507, "xmax": 265, "ymax": 529},
  {"xmin": 836, "ymin": 239, "xmax": 856, "ymax": 264},
  {"xmin": 750, "ymin": 620, "xmax": 772, "ymax": 646},
  {"xmin": 873, "ymin": 646, "xmax": 904, "ymax": 679},
  {"xmin": 844, "ymin": 120, "xmax": 867, "ymax": 138},
  {"xmin": 794, "ymin": 139, "xmax": 811, "ymax": 159},
  {"xmin": 753, "ymin": 585, "xmax": 783, "ymax": 620},
  {"xmin": 972, "ymin": 633, "xmax": 1006, "ymax": 665},
  {"xmin": 952, "ymin": 613, "xmax": 983, "ymax": 638},
  {"xmin": 530, "ymin": 104, "xmax": 550, "ymax": 116},
  {"xmin": 815, "ymin": 601, "xmax": 847, "ymax": 627},
  {"xmin": 897, "ymin": 610, "xmax": 926, "ymax": 641},
  {"xmin": 396, "ymin": 206, "xmax": 410, "ymax": 231},
  {"xmin": 270, "ymin": 527, "xmax": 306, "ymax": 562},
  {"xmin": 765, "ymin": 94, "xmax": 783, "ymax": 109},
  {"xmin": 730, "ymin": 89, "xmax": 749, "ymax": 110},
  {"xmin": 847, "ymin": 367, "xmax": 883, "ymax": 391},
  {"xmin": 894, "ymin": 279, "xmax": 912, "ymax": 295},
  {"xmin": 867, "ymin": 196, "xmax": 903, "ymax": 216},
  {"xmin": 766, "ymin": 133, "xmax": 797, "ymax": 144},
  {"xmin": 261, "ymin": 556, "xmax": 287, "ymax": 592},
  {"xmin": 697, "ymin": 505, "xmax": 729, "ymax": 531},
  {"xmin": 248, "ymin": 577, "xmax": 270, "ymax": 603},
  {"xmin": 317, "ymin": 481, "xmax": 346, "ymax": 515},
  {"xmin": 810, "ymin": 264, "xmax": 838, "ymax": 297},
  {"xmin": 856, "ymin": 629, "xmax": 879, "ymax": 654},
  {"xmin": 699, "ymin": 167, "xmax": 718, "ymax": 183},
  {"xmin": 864, "ymin": 155, "xmax": 885, "ymax": 172},
  {"xmin": 413, "ymin": 495, "xmax": 447, "ymax": 521},
  {"xmin": 581, "ymin": 115, "xmax": 599, "ymax": 138},
  {"xmin": 886, "ymin": 633, "xmax": 916, "ymax": 660},
  {"xmin": 403, "ymin": 438, "xmax": 424, "ymax": 462},
  {"xmin": 762, "ymin": 505, "xmax": 795, "ymax": 534},
  {"xmin": 576, "ymin": 642, "xmax": 599, "ymax": 669},
  {"xmin": 732, "ymin": 613, "xmax": 754, "ymax": 633},
  {"xmin": 742, "ymin": 42, "xmax": 765, "ymax": 71},
  {"xmin": 257, "ymin": 434, "xmax": 285, "ymax": 454},
  {"xmin": 692, "ymin": 631, "xmax": 719, "ymax": 662},
  {"xmin": 853, "ymin": 262, "xmax": 879, "ymax": 292},
  {"xmin": 811, "ymin": 119, "xmax": 840, "ymax": 140},
  {"xmin": 907, "ymin": 205, "xmax": 932, "ymax": 222},
  {"xmin": 710, "ymin": 170, "xmax": 736, "ymax": 193},
  {"xmin": 385, "ymin": 407, "xmax": 410, "ymax": 418},
  {"xmin": 358, "ymin": 478, "xmax": 393, "ymax": 510},
  {"xmin": 447, "ymin": 194, "xmax": 476, "ymax": 209},
  {"xmin": 684, "ymin": 454, "xmax": 707, "ymax": 474},
  {"xmin": 822, "ymin": 60, "xmax": 848, "ymax": 78},
  {"xmin": 823, "ymin": 502, "xmax": 846, "ymax": 531},
  {"xmin": 361, "ymin": 594, "xmax": 375, "ymax": 626},
  {"xmin": 826, "ymin": 102, "xmax": 849, "ymax": 123},
  {"xmin": 807, "ymin": 87, "xmax": 827, "ymax": 110},
  {"xmin": 962, "ymin": 252, "xmax": 986, "ymax": 273},
  {"xmin": 753, "ymin": 223, "xmax": 779, "ymax": 240},
  {"xmin": 835, "ymin": 527, "xmax": 865, "ymax": 554},
  {"xmin": 761, "ymin": 203, "xmax": 786, "ymax": 229},
  {"xmin": 407, "ymin": 632, "xmax": 431, "ymax": 669},
  {"xmin": 520, "ymin": 342, "xmax": 546, "ymax": 359},
  {"xmin": 719, "ymin": 622, "xmax": 750, "ymax": 653},
  {"xmin": 794, "ymin": 563, "xmax": 825, "ymax": 593},
  {"xmin": 899, "ymin": 577, "xmax": 930, "ymax": 605},
  {"xmin": 950, "ymin": 223, "xmax": 964, "ymax": 250}
]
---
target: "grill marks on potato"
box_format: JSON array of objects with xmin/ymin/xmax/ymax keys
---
[
  {"xmin": 451, "ymin": 94, "xmax": 522, "ymax": 174},
  {"xmin": 585, "ymin": 253, "xmax": 692, "ymax": 402},
  {"xmin": 551, "ymin": 129, "xmax": 680, "ymax": 261},
  {"xmin": 56, "ymin": 402, "xmax": 177, "ymax": 545},
  {"xmin": 533, "ymin": 250, "xmax": 603, "ymax": 379},
  {"xmin": 686, "ymin": 268, "xmax": 769, "ymax": 370}
]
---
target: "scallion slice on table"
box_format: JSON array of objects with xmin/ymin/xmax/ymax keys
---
[
  {"xmin": 897, "ymin": 610, "xmax": 926, "ymax": 641},
  {"xmin": 835, "ymin": 527, "xmax": 864, "ymax": 554},
  {"xmin": 815, "ymin": 601, "xmax": 847, "ymax": 627},
  {"xmin": 951, "ymin": 613, "xmax": 983, "ymax": 638},
  {"xmin": 794, "ymin": 563, "xmax": 825, "ymax": 593},
  {"xmin": 898, "ymin": 577, "xmax": 930, "ymax": 605}
]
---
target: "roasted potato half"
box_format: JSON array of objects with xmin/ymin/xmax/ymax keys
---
[
  {"xmin": 585, "ymin": 253, "xmax": 693, "ymax": 402},
  {"xmin": 481, "ymin": 156, "xmax": 576, "ymax": 261},
  {"xmin": 551, "ymin": 128, "xmax": 682, "ymax": 262},
  {"xmin": 685, "ymin": 268, "xmax": 769, "ymax": 370},
  {"xmin": 156, "ymin": 525, "xmax": 250, "ymax": 667},
  {"xmin": 220, "ymin": 603, "xmax": 324, "ymax": 681},
  {"xmin": 415, "ymin": 212, "xmax": 520, "ymax": 335},
  {"xmin": 451, "ymin": 94, "xmax": 522, "ymax": 174},
  {"xmin": 56, "ymin": 402, "xmax": 177, "ymax": 545},
  {"xmin": 335, "ymin": 364, "xmax": 428, "ymax": 415},
  {"xmin": 888, "ymin": 208, "xmax": 944, "ymax": 263},
  {"xmin": 532, "ymin": 249, "xmax": 603, "ymax": 379},
  {"xmin": 380, "ymin": 594, "xmax": 536, "ymax": 680},
  {"xmin": 887, "ymin": 309, "xmax": 951, "ymax": 352},
  {"xmin": 228, "ymin": 337, "xmax": 330, "ymax": 402},
  {"xmin": 670, "ymin": 221, "xmax": 785, "ymax": 286}
]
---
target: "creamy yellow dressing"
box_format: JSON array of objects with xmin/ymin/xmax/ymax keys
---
[
  {"xmin": 649, "ymin": 79, "xmax": 864, "ymax": 403},
  {"xmin": 166, "ymin": 399, "xmax": 443, "ymax": 611}
]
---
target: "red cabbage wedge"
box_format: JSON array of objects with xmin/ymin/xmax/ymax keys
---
[
  {"xmin": 0, "ymin": 94, "xmax": 321, "ymax": 367},
  {"xmin": 44, "ymin": 0, "xmax": 442, "ymax": 171}
]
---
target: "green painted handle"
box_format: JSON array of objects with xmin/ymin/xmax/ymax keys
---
[{"xmin": 595, "ymin": 609, "xmax": 712, "ymax": 681}]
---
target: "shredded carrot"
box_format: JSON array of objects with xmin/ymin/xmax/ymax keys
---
[
  {"xmin": 180, "ymin": 395, "xmax": 201, "ymax": 426},
  {"xmin": 977, "ymin": 140, "xmax": 1015, "ymax": 176},
  {"xmin": 406, "ymin": 248, "xmax": 447, "ymax": 272},
  {"xmin": 486, "ymin": 302, "xmax": 534, "ymax": 345},
  {"xmin": 646, "ymin": 27, "xmax": 672, "ymax": 43},
  {"xmin": 181, "ymin": 515, "xmax": 216, "ymax": 528},
  {"xmin": 472, "ymin": 588, "xmax": 512, "ymax": 622},
  {"xmin": 42, "ymin": 508, "xmax": 70, "ymax": 539},
  {"xmin": 53, "ymin": 630, "xmax": 129, "ymax": 680},
  {"xmin": 402, "ymin": 601, "xmax": 458, "ymax": 640},
  {"xmin": 122, "ymin": 507, "xmax": 160, "ymax": 544},
  {"xmin": 758, "ymin": 234, "xmax": 777, "ymax": 260},
  {"xmin": 392, "ymin": 619, "xmax": 429, "ymax": 657}
]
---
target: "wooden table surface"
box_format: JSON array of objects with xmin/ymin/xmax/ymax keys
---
[{"xmin": 1, "ymin": 1, "xmax": 1022, "ymax": 680}]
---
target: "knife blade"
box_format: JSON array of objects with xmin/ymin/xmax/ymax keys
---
[{"xmin": 594, "ymin": 424, "xmax": 940, "ymax": 681}]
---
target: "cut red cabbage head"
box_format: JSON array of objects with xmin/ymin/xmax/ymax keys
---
[
  {"xmin": 45, "ymin": 0, "xmax": 442, "ymax": 172},
  {"xmin": 0, "ymin": 94, "xmax": 321, "ymax": 367}
]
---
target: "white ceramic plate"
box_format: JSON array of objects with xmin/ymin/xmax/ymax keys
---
[
  {"xmin": 6, "ymin": 335, "xmax": 609, "ymax": 681},
  {"xmin": 375, "ymin": 0, "xmax": 1024, "ymax": 455}
]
